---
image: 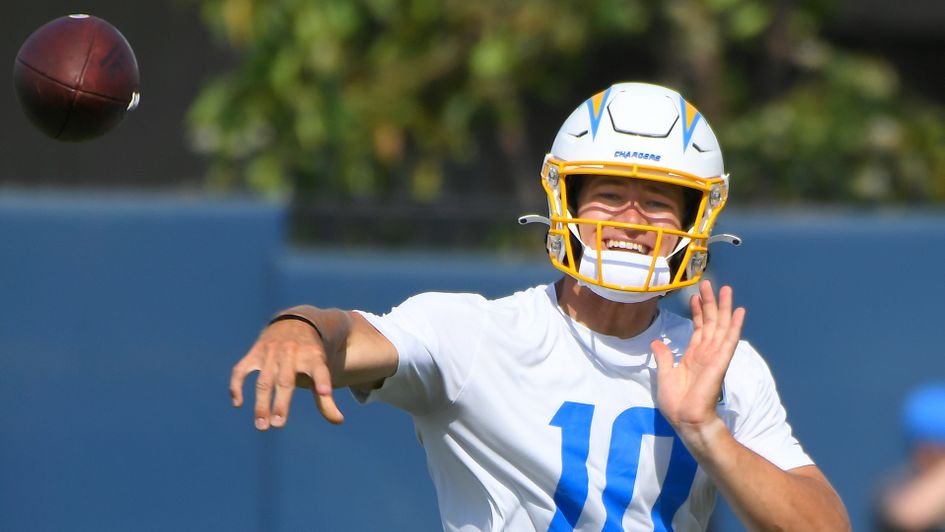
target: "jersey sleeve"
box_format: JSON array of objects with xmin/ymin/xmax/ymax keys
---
[
  {"xmin": 353, "ymin": 292, "xmax": 487, "ymax": 415},
  {"xmin": 722, "ymin": 341, "xmax": 814, "ymax": 471}
]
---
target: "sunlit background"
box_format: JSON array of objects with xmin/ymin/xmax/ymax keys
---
[{"xmin": 1, "ymin": 1, "xmax": 944, "ymax": 531}]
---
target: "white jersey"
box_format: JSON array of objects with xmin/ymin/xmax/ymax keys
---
[{"xmin": 356, "ymin": 284, "xmax": 812, "ymax": 531}]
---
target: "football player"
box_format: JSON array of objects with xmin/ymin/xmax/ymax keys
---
[{"xmin": 231, "ymin": 82, "xmax": 850, "ymax": 531}]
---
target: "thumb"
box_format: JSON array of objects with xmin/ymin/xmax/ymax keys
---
[
  {"xmin": 313, "ymin": 384, "xmax": 345, "ymax": 425},
  {"xmin": 651, "ymin": 339, "xmax": 676, "ymax": 374}
]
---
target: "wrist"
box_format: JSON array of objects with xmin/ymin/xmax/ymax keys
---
[
  {"xmin": 269, "ymin": 311, "xmax": 326, "ymax": 341},
  {"xmin": 268, "ymin": 305, "xmax": 351, "ymax": 356},
  {"xmin": 674, "ymin": 415, "xmax": 731, "ymax": 459}
]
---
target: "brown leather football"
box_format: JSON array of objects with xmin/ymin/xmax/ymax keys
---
[{"xmin": 13, "ymin": 14, "xmax": 140, "ymax": 142}]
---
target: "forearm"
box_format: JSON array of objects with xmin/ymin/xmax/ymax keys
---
[
  {"xmin": 681, "ymin": 418, "xmax": 850, "ymax": 531},
  {"xmin": 271, "ymin": 305, "xmax": 396, "ymax": 389}
]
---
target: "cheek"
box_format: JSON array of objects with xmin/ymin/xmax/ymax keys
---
[
  {"xmin": 575, "ymin": 206, "xmax": 604, "ymax": 246},
  {"xmin": 645, "ymin": 210, "xmax": 684, "ymax": 228},
  {"xmin": 650, "ymin": 218, "xmax": 683, "ymax": 256},
  {"xmin": 658, "ymin": 235, "xmax": 679, "ymax": 256},
  {"xmin": 577, "ymin": 223, "xmax": 597, "ymax": 247}
]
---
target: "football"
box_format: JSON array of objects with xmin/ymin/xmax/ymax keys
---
[{"xmin": 13, "ymin": 14, "xmax": 140, "ymax": 142}]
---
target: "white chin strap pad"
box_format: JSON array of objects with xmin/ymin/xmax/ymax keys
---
[{"xmin": 577, "ymin": 246, "xmax": 670, "ymax": 304}]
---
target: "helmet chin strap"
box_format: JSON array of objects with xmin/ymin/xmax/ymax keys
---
[{"xmin": 577, "ymin": 247, "xmax": 671, "ymax": 303}]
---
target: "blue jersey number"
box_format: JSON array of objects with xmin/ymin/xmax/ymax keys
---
[{"xmin": 549, "ymin": 402, "xmax": 697, "ymax": 532}]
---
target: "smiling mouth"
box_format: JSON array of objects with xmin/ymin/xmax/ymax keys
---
[{"xmin": 604, "ymin": 239, "xmax": 652, "ymax": 255}]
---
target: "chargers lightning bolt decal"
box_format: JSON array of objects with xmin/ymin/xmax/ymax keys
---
[
  {"xmin": 585, "ymin": 87, "xmax": 612, "ymax": 139},
  {"xmin": 679, "ymin": 96, "xmax": 702, "ymax": 152}
]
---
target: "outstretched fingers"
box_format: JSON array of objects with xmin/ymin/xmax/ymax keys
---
[
  {"xmin": 269, "ymin": 350, "xmax": 299, "ymax": 428},
  {"xmin": 689, "ymin": 281, "xmax": 747, "ymax": 365},
  {"xmin": 726, "ymin": 306, "xmax": 747, "ymax": 349},
  {"xmin": 230, "ymin": 353, "xmax": 260, "ymax": 408},
  {"xmin": 258, "ymin": 340, "xmax": 345, "ymax": 428},
  {"xmin": 689, "ymin": 292, "xmax": 704, "ymax": 346},
  {"xmin": 231, "ymin": 317, "xmax": 348, "ymax": 431},
  {"xmin": 711, "ymin": 284, "xmax": 744, "ymax": 349},
  {"xmin": 697, "ymin": 280, "xmax": 719, "ymax": 344},
  {"xmin": 253, "ymin": 346, "xmax": 281, "ymax": 430},
  {"xmin": 716, "ymin": 284, "xmax": 734, "ymax": 332}
]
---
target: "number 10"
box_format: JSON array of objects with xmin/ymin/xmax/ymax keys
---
[{"xmin": 548, "ymin": 402, "xmax": 697, "ymax": 532}]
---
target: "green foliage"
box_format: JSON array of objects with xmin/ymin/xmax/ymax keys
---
[
  {"xmin": 189, "ymin": 0, "xmax": 650, "ymax": 201},
  {"xmin": 189, "ymin": 0, "xmax": 945, "ymax": 209},
  {"xmin": 720, "ymin": 31, "xmax": 945, "ymax": 204}
]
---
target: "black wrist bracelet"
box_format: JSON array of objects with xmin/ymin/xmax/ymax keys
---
[{"xmin": 268, "ymin": 314, "xmax": 326, "ymax": 342}]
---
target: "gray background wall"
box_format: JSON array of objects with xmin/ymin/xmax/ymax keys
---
[{"xmin": 1, "ymin": 192, "xmax": 943, "ymax": 531}]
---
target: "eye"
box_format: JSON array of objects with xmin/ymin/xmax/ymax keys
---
[
  {"xmin": 592, "ymin": 190, "xmax": 622, "ymax": 202},
  {"xmin": 644, "ymin": 198, "xmax": 672, "ymax": 209}
]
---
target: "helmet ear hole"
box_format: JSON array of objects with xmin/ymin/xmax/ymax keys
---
[{"xmin": 670, "ymin": 249, "xmax": 710, "ymax": 282}]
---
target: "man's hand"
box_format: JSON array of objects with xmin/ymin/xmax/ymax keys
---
[
  {"xmin": 653, "ymin": 281, "xmax": 850, "ymax": 530},
  {"xmin": 651, "ymin": 280, "xmax": 745, "ymax": 446},
  {"xmin": 882, "ymin": 454, "xmax": 945, "ymax": 529},
  {"xmin": 230, "ymin": 319, "xmax": 344, "ymax": 430}
]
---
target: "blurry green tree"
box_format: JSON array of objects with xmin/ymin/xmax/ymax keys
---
[{"xmin": 189, "ymin": 0, "xmax": 945, "ymax": 216}]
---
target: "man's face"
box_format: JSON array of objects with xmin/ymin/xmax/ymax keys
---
[{"xmin": 574, "ymin": 175, "xmax": 686, "ymax": 257}]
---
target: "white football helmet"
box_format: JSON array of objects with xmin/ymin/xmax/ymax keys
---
[{"xmin": 523, "ymin": 82, "xmax": 736, "ymax": 302}]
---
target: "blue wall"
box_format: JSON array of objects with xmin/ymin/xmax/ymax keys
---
[
  {"xmin": 704, "ymin": 211, "xmax": 945, "ymax": 531},
  {"xmin": 0, "ymin": 192, "xmax": 284, "ymax": 532},
  {"xmin": 1, "ymin": 192, "xmax": 943, "ymax": 531}
]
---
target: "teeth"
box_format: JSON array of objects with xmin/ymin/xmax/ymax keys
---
[{"xmin": 605, "ymin": 240, "xmax": 646, "ymax": 253}]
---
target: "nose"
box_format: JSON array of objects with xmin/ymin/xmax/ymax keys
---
[{"xmin": 612, "ymin": 200, "xmax": 647, "ymax": 226}]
